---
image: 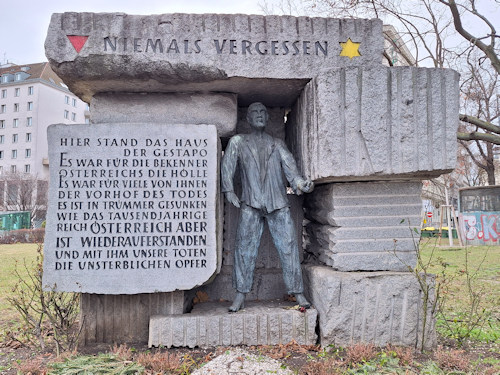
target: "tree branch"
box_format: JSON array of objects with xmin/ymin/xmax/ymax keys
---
[
  {"xmin": 441, "ymin": 0, "xmax": 500, "ymax": 74},
  {"xmin": 459, "ymin": 114, "xmax": 500, "ymax": 134},
  {"xmin": 459, "ymin": 140, "xmax": 488, "ymax": 169},
  {"xmin": 457, "ymin": 131, "xmax": 500, "ymax": 145}
]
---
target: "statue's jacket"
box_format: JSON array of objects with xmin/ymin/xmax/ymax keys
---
[{"xmin": 221, "ymin": 132, "xmax": 302, "ymax": 213}]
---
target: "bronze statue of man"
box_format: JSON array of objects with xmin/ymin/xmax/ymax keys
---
[{"xmin": 221, "ymin": 102, "xmax": 314, "ymax": 312}]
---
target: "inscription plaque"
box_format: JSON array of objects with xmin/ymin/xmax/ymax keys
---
[{"xmin": 43, "ymin": 123, "xmax": 220, "ymax": 294}]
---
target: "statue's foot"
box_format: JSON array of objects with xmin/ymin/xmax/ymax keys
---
[
  {"xmin": 295, "ymin": 293, "xmax": 311, "ymax": 309},
  {"xmin": 229, "ymin": 292, "xmax": 246, "ymax": 312}
]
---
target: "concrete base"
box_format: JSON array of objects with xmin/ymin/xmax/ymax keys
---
[
  {"xmin": 149, "ymin": 300, "xmax": 318, "ymax": 348},
  {"xmin": 304, "ymin": 265, "xmax": 437, "ymax": 349}
]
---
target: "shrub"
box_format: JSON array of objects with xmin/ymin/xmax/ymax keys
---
[
  {"xmin": 434, "ymin": 346, "xmax": 471, "ymax": 372},
  {"xmin": 0, "ymin": 228, "xmax": 45, "ymax": 244},
  {"xmin": 345, "ymin": 343, "xmax": 377, "ymax": 364}
]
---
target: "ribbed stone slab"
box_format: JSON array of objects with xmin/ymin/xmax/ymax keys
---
[
  {"xmin": 304, "ymin": 265, "xmax": 436, "ymax": 349},
  {"xmin": 45, "ymin": 13, "xmax": 383, "ymax": 103},
  {"xmin": 303, "ymin": 181, "xmax": 421, "ymax": 271},
  {"xmin": 149, "ymin": 301, "xmax": 318, "ymax": 348},
  {"xmin": 80, "ymin": 291, "xmax": 185, "ymax": 344},
  {"xmin": 288, "ymin": 66, "xmax": 459, "ymax": 182}
]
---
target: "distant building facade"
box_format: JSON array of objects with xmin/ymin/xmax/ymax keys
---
[
  {"xmin": 0, "ymin": 62, "xmax": 89, "ymax": 217},
  {"xmin": 382, "ymin": 25, "xmax": 416, "ymax": 67}
]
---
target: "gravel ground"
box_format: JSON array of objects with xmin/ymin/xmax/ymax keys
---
[{"xmin": 192, "ymin": 348, "xmax": 294, "ymax": 375}]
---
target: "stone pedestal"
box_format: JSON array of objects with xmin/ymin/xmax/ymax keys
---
[
  {"xmin": 149, "ymin": 301, "xmax": 317, "ymax": 348},
  {"xmin": 304, "ymin": 265, "xmax": 436, "ymax": 349}
]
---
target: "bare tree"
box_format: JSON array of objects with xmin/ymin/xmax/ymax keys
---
[
  {"xmin": 1, "ymin": 172, "xmax": 48, "ymax": 226},
  {"xmin": 458, "ymin": 52, "xmax": 499, "ymax": 184}
]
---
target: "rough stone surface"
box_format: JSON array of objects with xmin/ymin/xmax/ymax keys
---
[
  {"xmin": 149, "ymin": 301, "xmax": 317, "ymax": 348},
  {"xmin": 304, "ymin": 265, "xmax": 436, "ymax": 349},
  {"xmin": 45, "ymin": 13, "xmax": 383, "ymax": 103},
  {"xmin": 287, "ymin": 66, "xmax": 460, "ymax": 182},
  {"xmin": 43, "ymin": 123, "xmax": 221, "ymax": 294},
  {"xmin": 91, "ymin": 93, "xmax": 237, "ymax": 137},
  {"xmin": 303, "ymin": 181, "xmax": 422, "ymax": 271}
]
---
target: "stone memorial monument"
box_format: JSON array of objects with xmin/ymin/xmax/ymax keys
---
[{"xmin": 43, "ymin": 12, "xmax": 459, "ymax": 348}]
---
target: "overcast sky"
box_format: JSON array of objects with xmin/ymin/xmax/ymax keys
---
[{"xmin": 0, "ymin": 0, "xmax": 265, "ymax": 65}]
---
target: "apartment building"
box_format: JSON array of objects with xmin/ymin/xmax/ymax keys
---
[
  {"xmin": 0, "ymin": 62, "xmax": 88, "ymax": 217},
  {"xmin": 0, "ymin": 62, "xmax": 88, "ymax": 179}
]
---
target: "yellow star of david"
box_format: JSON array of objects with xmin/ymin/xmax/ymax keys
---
[{"xmin": 339, "ymin": 38, "xmax": 361, "ymax": 59}]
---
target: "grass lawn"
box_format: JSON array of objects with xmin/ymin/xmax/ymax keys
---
[
  {"xmin": 419, "ymin": 238, "xmax": 500, "ymax": 344},
  {"xmin": 0, "ymin": 243, "xmax": 39, "ymax": 330},
  {"xmin": 0, "ymin": 241, "xmax": 499, "ymax": 374}
]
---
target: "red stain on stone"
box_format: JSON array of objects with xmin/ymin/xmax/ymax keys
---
[{"xmin": 67, "ymin": 35, "xmax": 89, "ymax": 53}]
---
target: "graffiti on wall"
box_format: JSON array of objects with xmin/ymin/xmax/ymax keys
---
[{"xmin": 460, "ymin": 212, "xmax": 500, "ymax": 243}]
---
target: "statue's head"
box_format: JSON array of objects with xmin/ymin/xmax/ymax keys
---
[{"xmin": 247, "ymin": 102, "xmax": 269, "ymax": 130}]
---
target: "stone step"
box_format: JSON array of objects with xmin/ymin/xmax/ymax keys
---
[
  {"xmin": 320, "ymin": 194, "xmax": 422, "ymax": 207},
  {"xmin": 315, "ymin": 251, "xmax": 417, "ymax": 271},
  {"xmin": 327, "ymin": 203, "xmax": 422, "ymax": 218},
  {"xmin": 149, "ymin": 301, "xmax": 318, "ymax": 348},
  {"xmin": 305, "ymin": 212, "xmax": 421, "ymax": 227},
  {"xmin": 305, "ymin": 223, "xmax": 418, "ymax": 241}
]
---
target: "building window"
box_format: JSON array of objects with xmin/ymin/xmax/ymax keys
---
[
  {"xmin": 65, "ymin": 95, "xmax": 70, "ymax": 104},
  {"xmin": 12, "ymin": 134, "xmax": 18, "ymax": 143},
  {"xmin": 27, "ymin": 102, "xmax": 33, "ymax": 111},
  {"xmin": 64, "ymin": 110, "xmax": 69, "ymax": 119},
  {"xmin": 14, "ymin": 103, "xmax": 19, "ymax": 112},
  {"xmin": 25, "ymin": 149, "xmax": 31, "ymax": 158},
  {"xmin": 10, "ymin": 165, "xmax": 16, "ymax": 173},
  {"xmin": 14, "ymin": 88, "xmax": 20, "ymax": 97},
  {"xmin": 71, "ymin": 112, "xmax": 76, "ymax": 121},
  {"xmin": 14, "ymin": 73, "xmax": 21, "ymax": 81},
  {"xmin": 28, "ymin": 86, "xmax": 34, "ymax": 95},
  {"xmin": 0, "ymin": 135, "xmax": 4, "ymax": 144},
  {"xmin": 1, "ymin": 104, "xmax": 6, "ymax": 113},
  {"xmin": 24, "ymin": 164, "xmax": 30, "ymax": 173},
  {"xmin": 13, "ymin": 119, "xmax": 19, "ymax": 128},
  {"xmin": 0, "ymin": 120, "xmax": 4, "ymax": 128},
  {"xmin": 72, "ymin": 98, "xmax": 77, "ymax": 107},
  {"xmin": 26, "ymin": 133, "xmax": 31, "ymax": 142},
  {"xmin": 85, "ymin": 118, "xmax": 90, "ymax": 124},
  {"xmin": 11, "ymin": 150, "xmax": 17, "ymax": 159},
  {"xmin": 2, "ymin": 75, "xmax": 8, "ymax": 83},
  {"xmin": 1, "ymin": 89, "xmax": 6, "ymax": 98},
  {"xmin": 0, "ymin": 151, "xmax": 3, "ymax": 159},
  {"xmin": 27, "ymin": 117, "xmax": 32, "ymax": 127}
]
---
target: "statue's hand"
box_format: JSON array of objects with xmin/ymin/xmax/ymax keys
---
[
  {"xmin": 225, "ymin": 191, "xmax": 241, "ymax": 208},
  {"xmin": 297, "ymin": 179, "xmax": 314, "ymax": 194}
]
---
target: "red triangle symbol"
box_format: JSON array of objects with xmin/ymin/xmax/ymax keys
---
[{"xmin": 67, "ymin": 35, "xmax": 89, "ymax": 53}]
